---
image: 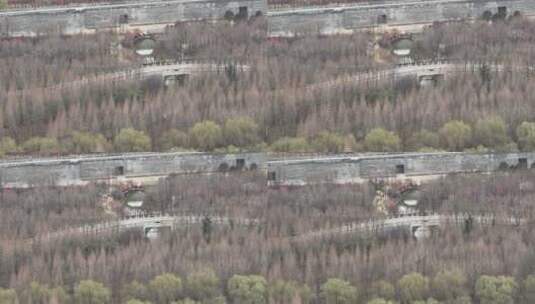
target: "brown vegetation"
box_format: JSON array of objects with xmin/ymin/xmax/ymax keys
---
[
  {"xmin": 3, "ymin": 19, "xmax": 535, "ymax": 155},
  {"xmin": 1, "ymin": 171, "xmax": 535, "ymax": 302}
]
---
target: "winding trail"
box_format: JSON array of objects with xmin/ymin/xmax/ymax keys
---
[
  {"xmin": 34, "ymin": 214, "xmax": 258, "ymax": 242},
  {"xmin": 5, "ymin": 60, "xmax": 530, "ymax": 99},
  {"xmin": 5, "ymin": 61, "xmax": 249, "ymax": 97},
  {"xmin": 293, "ymin": 213, "xmax": 527, "ymax": 241},
  {"xmin": 30, "ymin": 212, "xmax": 529, "ymax": 244}
]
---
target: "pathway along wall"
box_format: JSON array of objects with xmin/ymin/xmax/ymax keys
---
[
  {"xmin": 0, "ymin": 0, "xmax": 267, "ymax": 37},
  {"xmin": 267, "ymin": 0, "xmax": 535, "ymax": 36}
]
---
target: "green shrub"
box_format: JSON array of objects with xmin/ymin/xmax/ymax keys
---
[
  {"xmin": 270, "ymin": 137, "xmax": 309, "ymax": 152},
  {"xmin": 160, "ymin": 129, "xmax": 189, "ymax": 151},
  {"xmin": 405, "ymin": 130, "xmax": 440, "ymax": 151},
  {"xmin": 114, "ymin": 128, "xmax": 151, "ymax": 152},
  {"xmin": 475, "ymin": 275, "xmax": 517, "ymax": 304},
  {"xmin": 320, "ymin": 279, "xmax": 358, "ymax": 304},
  {"xmin": 22, "ymin": 137, "xmax": 60, "ymax": 155},
  {"xmin": 223, "ymin": 117, "xmax": 260, "ymax": 148},
  {"xmin": 398, "ymin": 272, "xmax": 429, "ymax": 303},
  {"xmin": 439, "ymin": 120, "xmax": 472, "ymax": 151},
  {"xmin": 0, "ymin": 137, "xmax": 18, "ymax": 156},
  {"xmin": 474, "ymin": 116, "xmax": 510, "ymax": 149},
  {"xmin": 516, "ymin": 121, "xmax": 535, "ymax": 151},
  {"xmin": 189, "ymin": 121, "xmax": 223, "ymax": 151},
  {"xmin": 364, "ymin": 128, "xmax": 400, "ymax": 152},
  {"xmin": 311, "ymin": 131, "xmax": 345, "ymax": 153}
]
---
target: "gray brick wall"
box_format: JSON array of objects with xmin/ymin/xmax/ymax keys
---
[
  {"xmin": 267, "ymin": 152, "xmax": 535, "ymax": 185},
  {"xmin": 267, "ymin": 0, "xmax": 535, "ymax": 36},
  {"xmin": 0, "ymin": 152, "xmax": 266, "ymax": 187},
  {"xmin": 0, "ymin": 0, "xmax": 267, "ymax": 36}
]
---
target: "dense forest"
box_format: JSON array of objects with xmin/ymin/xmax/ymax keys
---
[
  {"xmin": 3, "ymin": 9, "xmax": 535, "ymax": 304},
  {"xmin": 1, "ymin": 171, "xmax": 535, "ymax": 303},
  {"xmin": 2, "ymin": 18, "xmax": 535, "ymax": 156}
]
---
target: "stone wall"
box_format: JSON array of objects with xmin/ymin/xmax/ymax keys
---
[
  {"xmin": 2, "ymin": 151, "xmax": 535, "ymax": 187},
  {"xmin": 3, "ymin": 0, "xmax": 535, "ymax": 37},
  {"xmin": 0, "ymin": 152, "xmax": 265, "ymax": 187},
  {"xmin": 0, "ymin": 0, "xmax": 267, "ymax": 36},
  {"xmin": 267, "ymin": 0, "xmax": 535, "ymax": 36},
  {"xmin": 267, "ymin": 152, "xmax": 535, "ymax": 185}
]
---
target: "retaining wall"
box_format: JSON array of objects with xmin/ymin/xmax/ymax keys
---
[
  {"xmin": 3, "ymin": 151, "xmax": 535, "ymax": 187},
  {"xmin": 267, "ymin": 152, "xmax": 535, "ymax": 185},
  {"xmin": 267, "ymin": 0, "xmax": 535, "ymax": 36},
  {"xmin": 0, "ymin": 152, "xmax": 265, "ymax": 187},
  {"xmin": 0, "ymin": 0, "xmax": 267, "ymax": 36},
  {"xmin": 3, "ymin": 0, "xmax": 535, "ymax": 37}
]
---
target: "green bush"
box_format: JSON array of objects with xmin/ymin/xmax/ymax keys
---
[
  {"xmin": 474, "ymin": 116, "xmax": 510, "ymax": 149},
  {"xmin": 149, "ymin": 273, "xmax": 182, "ymax": 304},
  {"xmin": 74, "ymin": 280, "xmax": 111, "ymax": 304},
  {"xmin": 268, "ymin": 280, "xmax": 312, "ymax": 304},
  {"xmin": 430, "ymin": 269, "xmax": 468, "ymax": 302},
  {"xmin": 311, "ymin": 131, "xmax": 346, "ymax": 153},
  {"xmin": 160, "ymin": 129, "xmax": 189, "ymax": 151},
  {"xmin": 522, "ymin": 275, "xmax": 535, "ymax": 304},
  {"xmin": 405, "ymin": 130, "xmax": 440, "ymax": 151},
  {"xmin": 189, "ymin": 121, "xmax": 223, "ymax": 151},
  {"xmin": 516, "ymin": 122, "xmax": 535, "ymax": 151},
  {"xmin": 114, "ymin": 128, "xmax": 151, "ymax": 152},
  {"xmin": 370, "ymin": 280, "xmax": 395, "ymax": 300},
  {"xmin": 122, "ymin": 281, "xmax": 148, "ymax": 302},
  {"xmin": 398, "ymin": 272, "xmax": 429, "ymax": 304},
  {"xmin": 320, "ymin": 278, "xmax": 358, "ymax": 304},
  {"xmin": 364, "ymin": 128, "xmax": 400, "ymax": 152},
  {"xmin": 0, "ymin": 288, "xmax": 19, "ymax": 304},
  {"xmin": 22, "ymin": 137, "xmax": 60, "ymax": 155},
  {"xmin": 228, "ymin": 275, "xmax": 268, "ymax": 304},
  {"xmin": 223, "ymin": 117, "xmax": 260, "ymax": 148},
  {"xmin": 270, "ymin": 137, "xmax": 309, "ymax": 152},
  {"xmin": 439, "ymin": 120, "xmax": 472, "ymax": 151},
  {"xmin": 185, "ymin": 269, "xmax": 221, "ymax": 301},
  {"xmin": 475, "ymin": 275, "xmax": 517, "ymax": 304},
  {"xmin": 0, "ymin": 137, "xmax": 18, "ymax": 156},
  {"xmin": 70, "ymin": 131, "xmax": 108, "ymax": 153}
]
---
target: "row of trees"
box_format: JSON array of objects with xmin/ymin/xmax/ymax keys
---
[
  {"xmin": 2, "ymin": 270, "xmax": 535, "ymax": 304},
  {"xmin": 3, "ymin": 116, "xmax": 535, "ymax": 155}
]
